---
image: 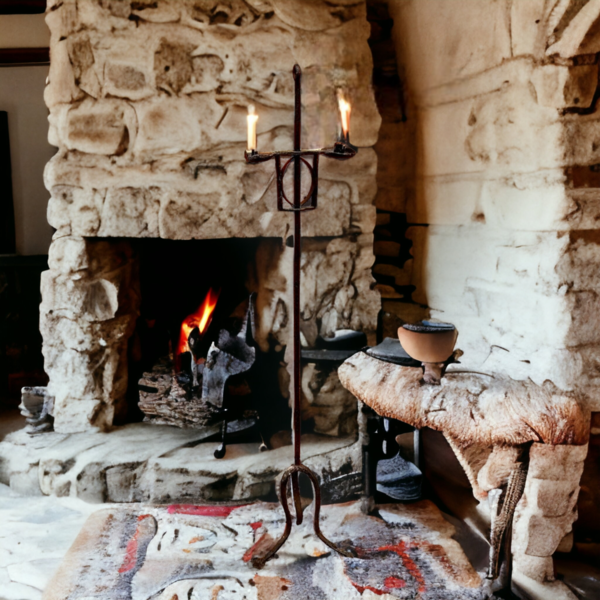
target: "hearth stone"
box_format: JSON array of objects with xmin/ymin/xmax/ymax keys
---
[
  {"xmin": 43, "ymin": 500, "xmax": 484, "ymax": 600},
  {"xmin": 0, "ymin": 424, "xmax": 361, "ymax": 504}
]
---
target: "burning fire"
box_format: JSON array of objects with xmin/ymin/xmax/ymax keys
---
[
  {"xmin": 337, "ymin": 91, "xmax": 351, "ymax": 140},
  {"xmin": 177, "ymin": 288, "xmax": 220, "ymax": 360}
]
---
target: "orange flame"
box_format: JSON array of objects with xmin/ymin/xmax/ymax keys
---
[
  {"xmin": 337, "ymin": 91, "xmax": 351, "ymax": 138},
  {"xmin": 177, "ymin": 288, "xmax": 220, "ymax": 359}
]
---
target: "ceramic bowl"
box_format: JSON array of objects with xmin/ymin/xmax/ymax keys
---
[{"xmin": 397, "ymin": 321, "xmax": 458, "ymax": 364}]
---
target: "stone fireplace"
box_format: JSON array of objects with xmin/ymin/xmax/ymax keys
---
[{"xmin": 40, "ymin": 0, "xmax": 381, "ymax": 437}]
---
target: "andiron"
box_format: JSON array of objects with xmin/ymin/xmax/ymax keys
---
[{"xmin": 244, "ymin": 64, "xmax": 357, "ymax": 568}]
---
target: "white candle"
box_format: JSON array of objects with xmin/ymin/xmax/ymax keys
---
[
  {"xmin": 247, "ymin": 104, "xmax": 258, "ymax": 151},
  {"xmin": 337, "ymin": 92, "xmax": 351, "ymax": 141}
]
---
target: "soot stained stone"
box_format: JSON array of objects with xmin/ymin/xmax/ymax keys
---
[{"xmin": 154, "ymin": 40, "xmax": 195, "ymax": 95}]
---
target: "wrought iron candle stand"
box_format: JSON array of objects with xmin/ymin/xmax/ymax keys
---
[{"xmin": 244, "ymin": 64, "xmax": 357, "ymax": 568}]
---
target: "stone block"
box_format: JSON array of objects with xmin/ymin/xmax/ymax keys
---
[
  {"xmin": 513, "ymin": 554, "xmax": 554, "ymax": 582},
  {"xmin": 132, "ymin": 1, "xmax": 181, "ymax": 23},
  {"xmin": 134, "ymin": 96, "xmax": 204, "ymax": 157},
  {"xmin": 98, "ymin": 187, "xmax": 161, "ymax": 238},
  {"xmin": 320, "ymin": 148, "xmax": 379, "ymax": 205},
  {"xmin": 302, "ymin": 238, "xmax": 355, "ymax": 318},
  {"xmin": 418, "ymin": 85, "xmax": 560, "ymax": 177},
  {"xmin": 390, "ymin": 0, "xmax": 511, "ymax": 96},
  {"xmin": 302, "ymin": 181, "xmax": 351, "ymax": 237},
  {"xmin": 51, "ymin": 396, "xmax": 106, "ymax": 434},
  {"xmin": 41, "ymin": 272, "xmax": 120, "ymax": 323},
  {"xmin": 64, "ymin": 99, "xmax": 130, "ymax": 155},
  {"xmin": 67, "ymin": 31, "xmax": 101, "ymax": 99},
  {"xmin": 48, "ymin": 187, "xmax": 104, "ymax": 237},
  {"xmin": 48, "ymin": 236, "xmax": 89, "ymax": 275},
  {"xmin": 528, "ymin": 443, "xmax": 589, "ymax": 480},
  {"xmin": 303, "ymin": 366, "xmax": 357, "ymax": 437},
  {"xmin": 350, "ymin": 205, "xmax": 377, "ymax": 235},
  {"xmin": 510, "ymin": 0, "xmax": 547, "ymax": 57},
  {"xmin": 44, "ymin": 40, "xmax": 84, "ymax": 109},
  {"xmin": 566, "ymin": 186, "xmax": 600, "ymax": 235},
  {"xmin": 410, "ymin": 170, "xmax": 569, "ymax": 232},
  {"xmin": 522, "ymin": 512, "xmax": 577, "ymax": 557},
  {"xmin": 190, "ymin": 53, "xmax": 225, "ymax": 92},
  {"xmin": 558, "ymin": 236, "xmax": 600, "ymax": 297},
  {"xmin": 464, "ymin": 84, "xmax": 563, "ymax": 174},
  {"xmin": 45, "ymin": 0, "xmax": 79, "ymax": 42},
  {"xmin": 158, "ymin": 190, "xmax": 230, "ymax": 240},
  {"xmin": 527, "ymin": 479, "xmax": 580, "ymax": 518},
  {"xmin": 492, "ymin": 232, "xmax": 568, "ymax": 293},
  {"xmin": 479, "ymin": 170, "xmax": 571, "ymax": 231},
  {"xmin": 556, "ymin": 531, "xmax": 574, "ymax": 553},
  {"xmin": 272, "ymin": 0, "xmax": 365, "ymax": 32},
  {"xmin": 41, "ymin": 314, "xmax": 134, "ymax": 354},
  {"xmin": 154, "ymin": 38, "xmax": 195, "ymax": 95},
  {"xmin": 104, "ymin": 62, "xmax": 152, "ymax": 100},
  {"xmin": 532, "ymin": 64, "xmax": 598, "ymax": 109}
]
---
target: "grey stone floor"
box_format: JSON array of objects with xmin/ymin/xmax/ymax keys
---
[{"xmin": 0, "ymin": 483, "xmax": 105, "ymax": 600}]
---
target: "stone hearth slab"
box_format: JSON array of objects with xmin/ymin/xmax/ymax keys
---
[
  {"xmin": 43, "ymin": 500, "xmax": 484, "ymax": 600},
  {"xmin": 0, "ymin": 424, "xmax": 361, "ymax": 504}
]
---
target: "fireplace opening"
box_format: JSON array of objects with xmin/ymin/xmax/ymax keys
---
[
  {"xmin": 127, "ymin": 237, "xmax": 293, "ymax": 457},
  {"xmin": 131, "ymin": 238, "xmax": 265, "ymax": 376}
]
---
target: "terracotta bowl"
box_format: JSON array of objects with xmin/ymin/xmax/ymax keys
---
[{"xmin": 397, "ymin": 321, "xmax": 458, "ymax": 364}]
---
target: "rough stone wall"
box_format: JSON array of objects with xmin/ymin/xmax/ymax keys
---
[
  {"xmin": 389, "ymin": 0, "xmax": 600, "ymax": 411},
  {"xmin": 42, "ymin": 0, "xmax": 381, "ymax": 432},
  {"xmin": 41, "ymin": 237, "xmax": 139, "ymax": 432}
]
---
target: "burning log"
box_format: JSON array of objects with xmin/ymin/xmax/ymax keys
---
[
  {"xmin": 138, "ymin": 357, "xmax": 220, "ymax": 428},
  {"xmin": 139, "ymin": 295, "xmax": 291, "ymax": 459},
  {"xmin": 138, "ymin": 296, "xmax": 258, "ymax": 436}
]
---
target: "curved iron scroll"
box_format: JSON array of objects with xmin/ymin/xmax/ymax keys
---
[{"xmin": 251, "ymin": 464, "xmax": 357, "ymax": 569}]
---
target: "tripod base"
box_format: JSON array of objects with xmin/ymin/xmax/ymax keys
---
[{"xmin": 251, "ymin": 463, "xmax": 357, "ymax": 569}]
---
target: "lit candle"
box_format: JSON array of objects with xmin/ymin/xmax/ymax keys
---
[
  {"xmin": 337, "ymin": 92, "xmax": 351, "ymax": 143},
  {"xmin": 247, "ymin": 104, "xmax": 258, "ymax": 151}
]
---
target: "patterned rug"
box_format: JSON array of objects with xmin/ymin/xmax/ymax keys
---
[{"xmin": 43, "ymin": 500, "xmax": 486, "ymax": 600}]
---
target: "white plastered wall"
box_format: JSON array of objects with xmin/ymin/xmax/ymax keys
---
[{"xmin": 390, "ymin": 0, "xmax": 600, "ymax": 411}]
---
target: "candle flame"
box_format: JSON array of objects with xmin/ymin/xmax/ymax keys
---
[{"xmin": 337, "ymin": 92, "xmax": 351, "ymax": 139}]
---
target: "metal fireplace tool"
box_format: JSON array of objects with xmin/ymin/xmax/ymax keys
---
[{"xmin": 244, "ymin": 64, "xmax": 357, "ymax": 568}]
